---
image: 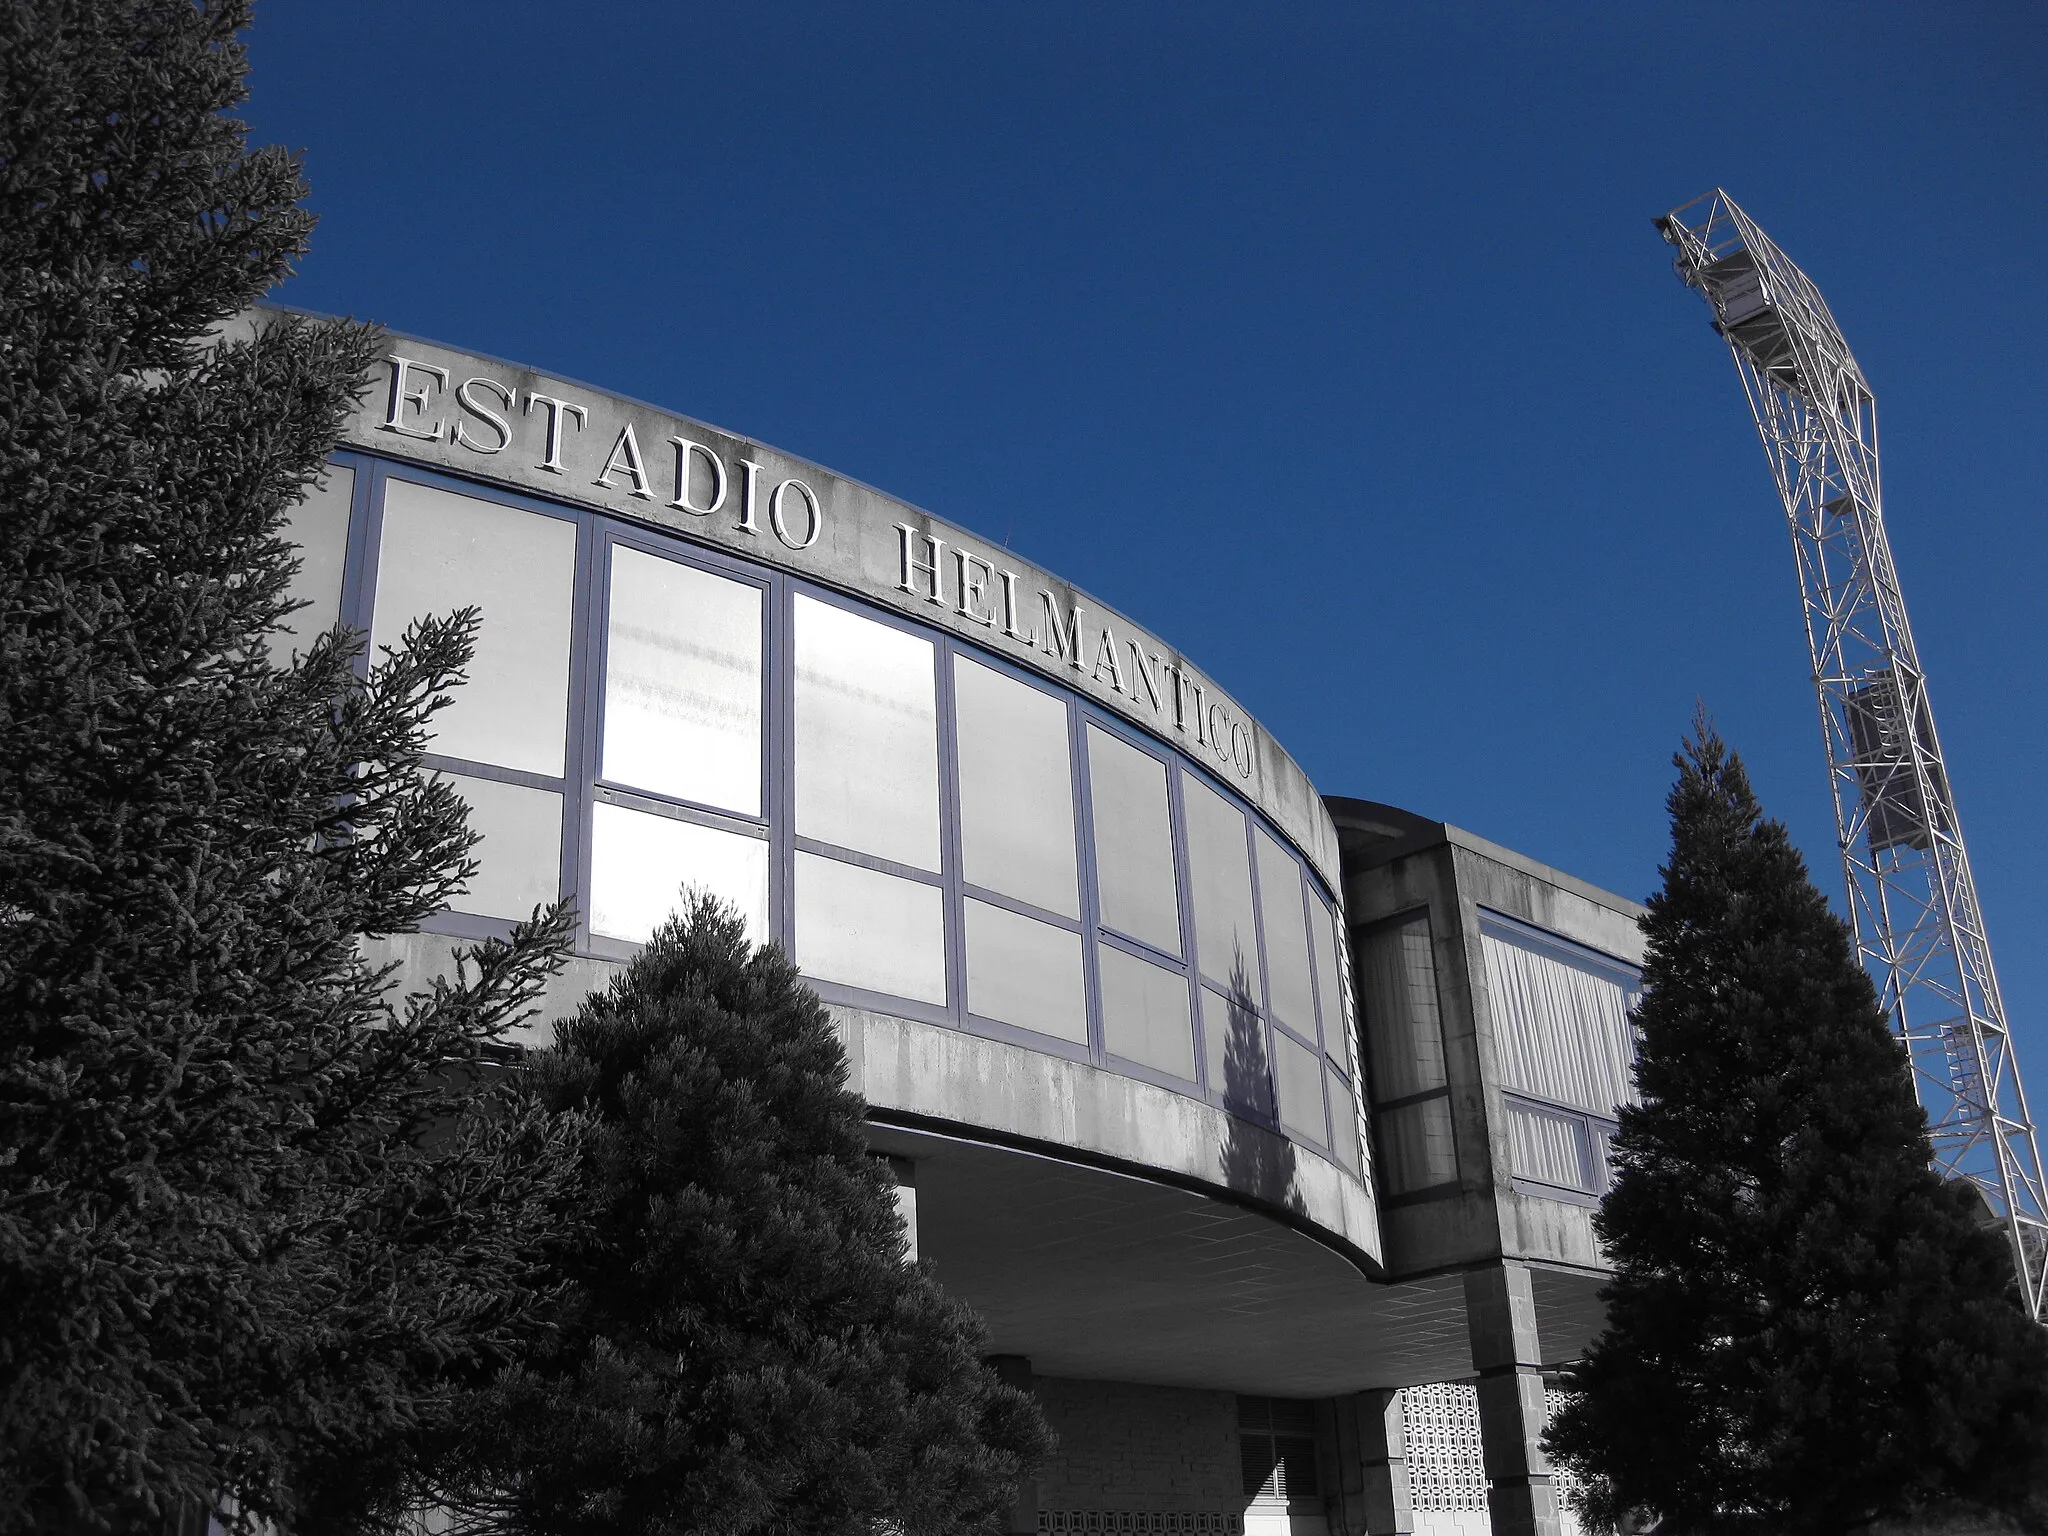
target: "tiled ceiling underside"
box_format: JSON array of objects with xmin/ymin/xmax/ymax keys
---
[{"xmin": 868, "ymin": 1124, "xmax": 1601, "ymax": 1397}]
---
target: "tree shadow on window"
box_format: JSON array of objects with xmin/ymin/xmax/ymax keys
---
[{"xmin": 1216, "ymin": 952, "xmax": 1306, "ymax": 1216}]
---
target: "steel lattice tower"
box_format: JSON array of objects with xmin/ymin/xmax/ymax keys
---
[{"xmin": 1656, "ymin": 189, "xmax": 2048, "ymax": 1318}]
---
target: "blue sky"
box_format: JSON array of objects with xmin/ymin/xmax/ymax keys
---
[{"xmin": 244, "ymin": 4, "xmax": 2048, "ymax": 1056}]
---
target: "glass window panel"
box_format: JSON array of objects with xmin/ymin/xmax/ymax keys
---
[
  {"xmin": 373, "ymin": 479, "xmax": 576, "ymax": 776},
  {"xmin": 588, "ymin": 801, "xmax": 768, "ymax": 947},
  {"xmin": 1377, "ymin": 1097, "xmax": 1457, "ymax": 1194},
  {"xmin": 1273, "ymin": 1027, "xmax": 1327, "ymax": 1144},
  {"xmin": 1201, "ymin": 984, "xmax": 1272, "ymax": 1116},
  {"xmin": 601, "ymin": 546, "xmax": 762, "ymax": 816},
  {"xmin": 1085, "ymin": 726, "xmax": 1181, "ymax": 955},
  {"xmin": 1098, "ymin": 944, "xmax": 1195, "ymax": 1079},
  {"xmin": 964, "ymin": 899, "xmax": 1087, "ymax": 1044},
  {"xmin": 1505, "ymin": 1101, "xmax": 1591, "ymax": 1191},
  {"xmin": 793, "ymin": 596, "xmax": 940, "ymax": 870},
  {"xmin": 273, "ymin": 462, "xmax": 353, "ymax": 659},
  {"xmin": 1308, "ymin": 890, "xmax": 1347, "ymax": 1060},
  {"xmin": 1183, "ymin": 775, "xmax": 1259, "ymax": 995},
  {"xmin": 1255, "ymin": 831, "xmax": 1316, "ymax": 1037},
  {"xmin": 1327, "ymin": 1071, "xmax": 1364, "ymax": 1176},
  {"xmin": 439, "ymin": 772, "xmax": 561, "ymax": 921},
  {"xmin": 1357, "ymin": 915, "xmax": 1447, "ymax": 1102},
  {"xmin": 954, "ymin": 657, "xmax": 1078, "ymax": 918},
  {"xmin": 794, "ymin": 852, "xmax": 947, "ymax": 1005}
]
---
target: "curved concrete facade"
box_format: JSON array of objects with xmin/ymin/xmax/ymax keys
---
[{"xmin": 272, "ymin": 310, "xmax": 1380, "ymax": 1275}]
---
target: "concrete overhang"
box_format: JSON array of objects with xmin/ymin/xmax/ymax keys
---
[{"xmin": 870, "ymin": 1123, "xmax": 1611, "ymax": 1395}]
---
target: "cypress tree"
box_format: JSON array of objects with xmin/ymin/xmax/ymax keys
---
[
  {"xmin": 0, "ymin": 3, "xmax": 581, "ymax": 1529},
  {"xmin": 435, "ymin": 895, "xmax": 1053, "ymax": 1536},
  {"xmin": 1545, "ymin": 722, "xmax": 2048, "ymax": 1535}
]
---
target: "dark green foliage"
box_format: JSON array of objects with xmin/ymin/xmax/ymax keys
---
[
  {"xmin": 0, "ymin": 3, "xmax": 581, "ymax": 1529},
  {"xmin": 1545, "ymin": 724, "xmax": 2048, "ymax": 1536},
  {"xmin": 434, "ymin": 896, "xmax": 1053, "ymax": 1536}
]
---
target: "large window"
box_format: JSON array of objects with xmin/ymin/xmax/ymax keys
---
[
  {"xmin": 1239, "ymin": 1397, "xmax": 1321, "ymax": 1503},
  {"xmin": 370, "ymin": 477, "xmax": 577, "ymax": 928},
  {"xmin": 1357, "ymin": 912, "xmax": 1458, "ymax": 1196},
  {"xmin": 1479, "ymin": 910, "xmax": 1640, "ymax": 1197},
  {"xmin": 331, "ymin": 458, "xmax": 1362, "ymax": 1173}
]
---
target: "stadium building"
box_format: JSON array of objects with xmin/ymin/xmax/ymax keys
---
[{"xmin": 266, "ymin": 311, "xmax": 1646, "ymax": 1536}]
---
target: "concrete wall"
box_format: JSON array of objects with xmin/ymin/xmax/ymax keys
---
[{"xmin": 835, "ymin": 1005, "xmax": 1382, "ymax": 1268}]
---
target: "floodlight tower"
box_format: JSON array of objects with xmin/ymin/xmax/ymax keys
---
[{"xmin": 1656, "ymin": 189, "xmax": 2048, "ymax": 1318}]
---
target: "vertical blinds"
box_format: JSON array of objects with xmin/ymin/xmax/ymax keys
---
[{"xmin": 1480, "ymin": 919, "xmax": 1638, "ymax": 1118}]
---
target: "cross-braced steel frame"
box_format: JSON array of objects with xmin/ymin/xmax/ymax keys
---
[{"xmin": 1657, "ymin": 189, "xmax": 2048, "ymax": 1319}]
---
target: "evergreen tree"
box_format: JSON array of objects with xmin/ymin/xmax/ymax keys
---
[
  {"xmin": 432, "ymin": 895, "xmax": 1053, "ymax": 1536},
  {"xmin": 0, "ymin": 3, "xmax": 581, "ymax": 1529},
  {"xmin": 1545, "ymin": 723, "xmax": 2048, "ymax": 1536}
]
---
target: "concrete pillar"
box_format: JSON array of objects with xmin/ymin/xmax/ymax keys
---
[
  {"xmin": 1464, "ymin": 1264, "xmax": 1560, "ymax": 1536},
  {"xmin": 987, "ymin": 1354, "xmax": 1039, "ymax": 1536},
  {"xmin": 884, "ymin": 1155, "xmax": 918, "ymax": 1262},
  {"xmin": 1320, "ymin": 1389, "xmax": 1414, "ymax": 1536}
]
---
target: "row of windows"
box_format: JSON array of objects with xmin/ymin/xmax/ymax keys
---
[{"xmin": 283, "ymin": 455, "xmax": 1366, "ymax": 1173}]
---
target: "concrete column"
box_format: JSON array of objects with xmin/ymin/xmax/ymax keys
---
[
  {"xmin": 884, "ymin": 1155, "xmax": 918, "ymax": 1262},
  {"xmin": 1320, "ymin": 1389, "xmax": 1414, "ymax": 1536},
  {"xmin": 987, "ymin": 1354, "xmax": 1039, "ymax": 1536},
  {"xmin": 1464, "ymin": 1263, "xmax": 1559, "ymax": 1536}
]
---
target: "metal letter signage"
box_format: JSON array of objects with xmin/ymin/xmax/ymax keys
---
[{"xmin": 329, "ymin": 333, "xmax": 1339, "ymax": 884}]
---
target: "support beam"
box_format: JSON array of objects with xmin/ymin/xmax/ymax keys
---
[
  {"xmin": 1464, "ymin": 1264, "xmax": 1560, "ymax": 1536},
  {"xmin": 987, "ymin": 1354, "xmax": 1039, "ymax": 1536},
  {"xmin": 1321, "ymin": 1389, "xmax": 1414, "ymax": 1536}
]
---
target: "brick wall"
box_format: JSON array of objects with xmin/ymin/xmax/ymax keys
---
[{"xmin": 1034, "ymin": 1377, "xmax": 1243, "ymax": 1514}]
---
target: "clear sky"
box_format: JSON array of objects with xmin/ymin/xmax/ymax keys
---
[{"xmin": 243, "ymin": 4, "xmax": 2048, "ymax": 1060}]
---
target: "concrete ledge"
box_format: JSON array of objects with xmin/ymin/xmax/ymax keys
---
[
  {"xmin": 832, "ymin": 1004, "xmax": 1383, "ymax": 1271},
  {"xmin": 356, "ymin": 936, "xmax": 1384, "ymax": 1271}
]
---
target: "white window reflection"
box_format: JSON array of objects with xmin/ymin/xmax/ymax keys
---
[
  {"xmin": 794, "ymin": 852, "xmax": 947, "ymax": 1004},
  {"xmin": 588, "ymin": 802, "xmax": 768, "ymax": 946},
  {"xmin": 1086, "ymin": 726, "xmax": 1181, "ymax": 955},
  {"xmin": 373, "ymin": 479, "xmax": 576, "ymax": 777},
  {"xmin": 964, "ymin": 899, "xmax": 1087, "ymax": 1043},
  {"xmin": 439, "ymin": 772, "xmax": 561, "ymax": 922},
  {"xmin": 602, "ymin": 546, "xmax": 762, "ymax": 816},
  {"xmin": 794, "ymin": 597, "xmax": 940, "ymax": 871},
  {"xmin": 954, "ymin": 658, "xmax": 1078, "ymax": 918},
  {"xmin": 1098, "ymin": 944, "xmax": 1195, "ymax": 1079}
]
